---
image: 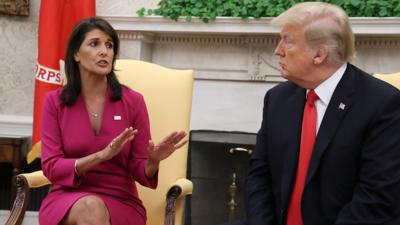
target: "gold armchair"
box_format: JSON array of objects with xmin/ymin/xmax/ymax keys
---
[{"xmin": 6, "ymin": 59, "xmax": 194, "ymax": 225}]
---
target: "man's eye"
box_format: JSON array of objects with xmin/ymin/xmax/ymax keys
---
[
  {"xmin": 282, "ymin": 37, "xmax": 293, "ymax": 49},
  {"xmin": 283, "ymin": 37, "xmax": 291, "ymax": 44}
]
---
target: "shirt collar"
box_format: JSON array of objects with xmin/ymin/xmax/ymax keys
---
[{"xmin": 313, "ymin": 63, "xmax": 347, "ymax": 106}]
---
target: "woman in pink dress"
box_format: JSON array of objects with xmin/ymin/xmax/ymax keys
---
[{"xmin": 38, "ymin": 17, "xmax": 187, "ymax": 225}]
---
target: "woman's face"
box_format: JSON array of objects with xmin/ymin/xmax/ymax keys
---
[{"xmin": 74, "ymin": 29, "xmax": 114, "ymax": 77}]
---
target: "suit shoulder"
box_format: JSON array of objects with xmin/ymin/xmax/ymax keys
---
[
  {"xmin": 264, "ymin": 81, "xmax": 300, "ymax": 98},
  {"xmin": 121, "ymin": 85, "xmax": 146, "ymax": 106},
  {"xmin": 43, "ymin": 87, "xmax": 63, "ymax": 104},
  {"xmin": 350, "ymin": 64, "xmax": 399, "ymax": 98},
  {"xmin": 121, "ymin": 85, "xmax": 144, "ymax": 99},
  {"xmin": 45, "ymin": 88, "xmax": 62, "ymax": 99},
  {"xmin": 41, "ymin": 87, "xmax": 64, "ymax": 112}
]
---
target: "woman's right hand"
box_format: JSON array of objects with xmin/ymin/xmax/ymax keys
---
[
  {"xmin": 75, "ymin": 127, "xmax": 137, "ymax": 176},
  {"xmin": 100, "ymin": 127, "xmax": 138, "ymax": 161}
]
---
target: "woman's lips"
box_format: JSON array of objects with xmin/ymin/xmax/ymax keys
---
[{"xmin": 97, "ymin": 60, "xmax": 109, "ymax": 67}]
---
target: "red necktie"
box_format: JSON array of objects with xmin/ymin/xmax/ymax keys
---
[{"xmin": 287, "ymin": 90, "xmax": 319, "ymax": 225}]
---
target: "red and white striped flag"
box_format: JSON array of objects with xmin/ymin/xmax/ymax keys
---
[{"xmin": 28, "ymin": 0, "xmax": 95, "ymax": 163}]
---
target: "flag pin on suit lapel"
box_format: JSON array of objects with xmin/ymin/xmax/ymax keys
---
[{"xmin": 338, "ymin": 102, "xmax": 346, "ymax": 110}]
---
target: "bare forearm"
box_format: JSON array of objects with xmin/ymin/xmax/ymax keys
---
[
  {"xmin": 75, "ymin": 127, "xmax": 137, "ymax": 176},
  {"xmin": 74, "ymin": 150, "xmax": 107, "ymax": 176},
  {"xmin": 145, "ymin": 158, "xmax": 160, "ymax": 179},
  {"xmin": 144, "ymin": 130, "xmax": 187, "ymax": 179}
]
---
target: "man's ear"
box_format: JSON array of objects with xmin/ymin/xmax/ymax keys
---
[{"xmin": 313, "ymin": 46, "xmax": 328, "ymax": 64}]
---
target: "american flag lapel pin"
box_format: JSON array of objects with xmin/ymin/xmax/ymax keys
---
[
  {"xmin": 338, "ymin": 102, "xmax": 346, "ymax": 110},
  {"xmin": 114, "ymin": 115, "xmax": 122, "ymax": 121}
]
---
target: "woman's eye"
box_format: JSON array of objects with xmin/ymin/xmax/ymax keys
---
[
  {"xmin": 106, "ymin": 42, "xmax": 113, "ymax": 49},
  {"xmin": 89, "ymin": 42, "xmax": 97, "ymax": 47}
]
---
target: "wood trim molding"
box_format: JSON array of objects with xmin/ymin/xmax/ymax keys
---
[
  {"xmin": 106, "ymin": 16, "xmax": 400, "ymax": 47},
  {"xmin": 120, "ymin": 34, "xmax": 400, "ymax": 49},
  {"xmin": 103, "ymin": 16, "xmax": 400, "ymax": 37},
  {"xmin": 0, "ymin": 115, "xmax": 32, "ymax": 136},
  {"xmin": 0, "ymin": 0, "xmax": 29, "ymax": 16}
]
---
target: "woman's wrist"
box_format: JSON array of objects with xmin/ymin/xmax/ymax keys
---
[
  {"xmin": 98, "ymin": 146, "xmax": 112, "ymax": 161},
  {"xmin": 98, "ymin": 140, "xmax": 117, "ymax": 161},
  {"xmin": 74, "ymin": 159, "xmax": 80, "ymax": 176},
  {"xmin": 147, "ymin": 157, "xmax": 160, "ymax": 166},
  {"xmin": 145, "ymin": 158, "xmax": 160, "ymax": 179}
]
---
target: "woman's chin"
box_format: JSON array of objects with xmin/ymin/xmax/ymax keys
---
[{"xmin": 95, "ymin": 68, "xmax": 112, "ymax": 76}]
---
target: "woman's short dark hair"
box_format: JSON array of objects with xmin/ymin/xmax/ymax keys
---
[{"xmin": 61, "ymin": 17, "xmax": 122, "ymax": 106}]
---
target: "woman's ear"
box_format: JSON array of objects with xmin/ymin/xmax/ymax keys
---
[
  {"xmin": 313, "ymin": 46, "xmax": 328, "ymax": 64},
  {"xmin": 74, "ymin": 54, "xmax": 80, "ymax": 62}
]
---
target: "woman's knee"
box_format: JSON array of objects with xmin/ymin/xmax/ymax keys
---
[
  {"xmin": 69, "ymin": 195, "xmax": 110, "ymax": 225},
  {"xmin": 80, "ymin": 196, "xmax": 107, "ymax": 211}
]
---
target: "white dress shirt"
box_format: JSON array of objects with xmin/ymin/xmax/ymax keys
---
[{"xmin": 311, "ymin": 63, "xmax": 347, "ymax": 134}]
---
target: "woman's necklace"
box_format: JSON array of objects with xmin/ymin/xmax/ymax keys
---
[
  {"xmin": 84, "ymin": 85, "xmax": 106, "ymax": 120},
  {"xmin": 86, "ymin": 102, "xmax": 103, "ymax": 119},
  {"xmin": 89, "ymin": 111, "xmax": 100, "ymax": 118}
]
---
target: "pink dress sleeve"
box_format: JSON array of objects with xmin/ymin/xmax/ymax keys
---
[
  {"xmin": 127, "ymin": 93, "xmax": 158, "ymax": 189},
  {"xmin": 40, "ymin": 91, "xmax": 80, "ymax": 187}
]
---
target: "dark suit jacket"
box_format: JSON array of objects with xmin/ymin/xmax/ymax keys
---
[{"xmin": 245, "ymin": 64, "xmax": 400, "ymax": 225}]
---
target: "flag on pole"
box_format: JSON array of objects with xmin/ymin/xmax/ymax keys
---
[{"xmin": 28, "ymin": 0, "xmax": 95, "ymax": 163}]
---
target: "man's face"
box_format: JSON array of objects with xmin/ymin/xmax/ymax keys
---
[{"xmin": 274, "ymin": 24, "xmax": 316, "ymax": 87}]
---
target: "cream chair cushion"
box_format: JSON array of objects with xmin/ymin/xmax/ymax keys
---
[
  {"xmin": 115, "ymin": 59, "xmax": 194, "ymax": 225},
  {"xmin": 6, "ymin": 60, "xmax": 194, "ymax": 225}
]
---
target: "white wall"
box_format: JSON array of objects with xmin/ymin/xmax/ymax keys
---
[
  {"xmin": 191, "ymin": 80, "xmax": 273, "ymax": 132},
  {"xmin": 0, "ymin": 0, "xmax": 159, "ymax": 134},
  {"xmin": 0, "ymin": 0, "xmax": 270, "ymax": 134},
  {"xmin": 0, "ymin": 0, "xmax": 40, "ymax": 117},
  {"xmin": 1, "ymin": 1, "xmax": 400, "ymax": 135},
  {"xmin": 97, "ymin": 0, "xmax": 159, "ymax": 16}
]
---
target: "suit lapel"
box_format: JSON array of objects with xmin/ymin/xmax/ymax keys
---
[
  {"xmin": 281, "ymin": 86, "xmax": 307, "ymax": 210},
  {"xmin": 305, "ymin": 65, "xmax": 356, "ymax": 185}
]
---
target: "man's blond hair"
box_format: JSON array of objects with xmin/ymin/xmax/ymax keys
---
[{"xmin": 271, "ymin": 2, "xmax": 355, "ymax": 65}]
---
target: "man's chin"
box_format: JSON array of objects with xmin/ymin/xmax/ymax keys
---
[{"xmin": 280, "ymin": 72, "xmax": 289, "ymax": 80}]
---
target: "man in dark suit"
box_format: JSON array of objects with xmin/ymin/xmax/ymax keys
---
[{"xmin": 245, "ymin": 2, "xmax": 400, "ymax": 225}]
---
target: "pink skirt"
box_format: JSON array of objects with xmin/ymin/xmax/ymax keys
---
[{"xmin": 39, "ymin": 190, "xmax": 146, "ymax": 225}]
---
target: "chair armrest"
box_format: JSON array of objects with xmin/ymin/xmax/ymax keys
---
[
  {"xmin": 19, "ymin": 170, "xmax": 51, "ymax": 188},
  {"xmin": 168, "ymin": 178, "xmax": 193, "ymax": 198},
  {"xmin": 5, "ymin": 171, "xmax": 50, "ymax": 225},
  {"xmin": 164, "ymin": 178, "xmax": 193, "ymax": 225}
]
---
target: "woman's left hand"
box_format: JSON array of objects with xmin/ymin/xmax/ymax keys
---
[
  {"xmin": 147, "ymin": 130, "xmax": 187, "ymax": 163},
  {"xmin": 145, "ymin": 131, "xmax": 187, "ymax": 179}
]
